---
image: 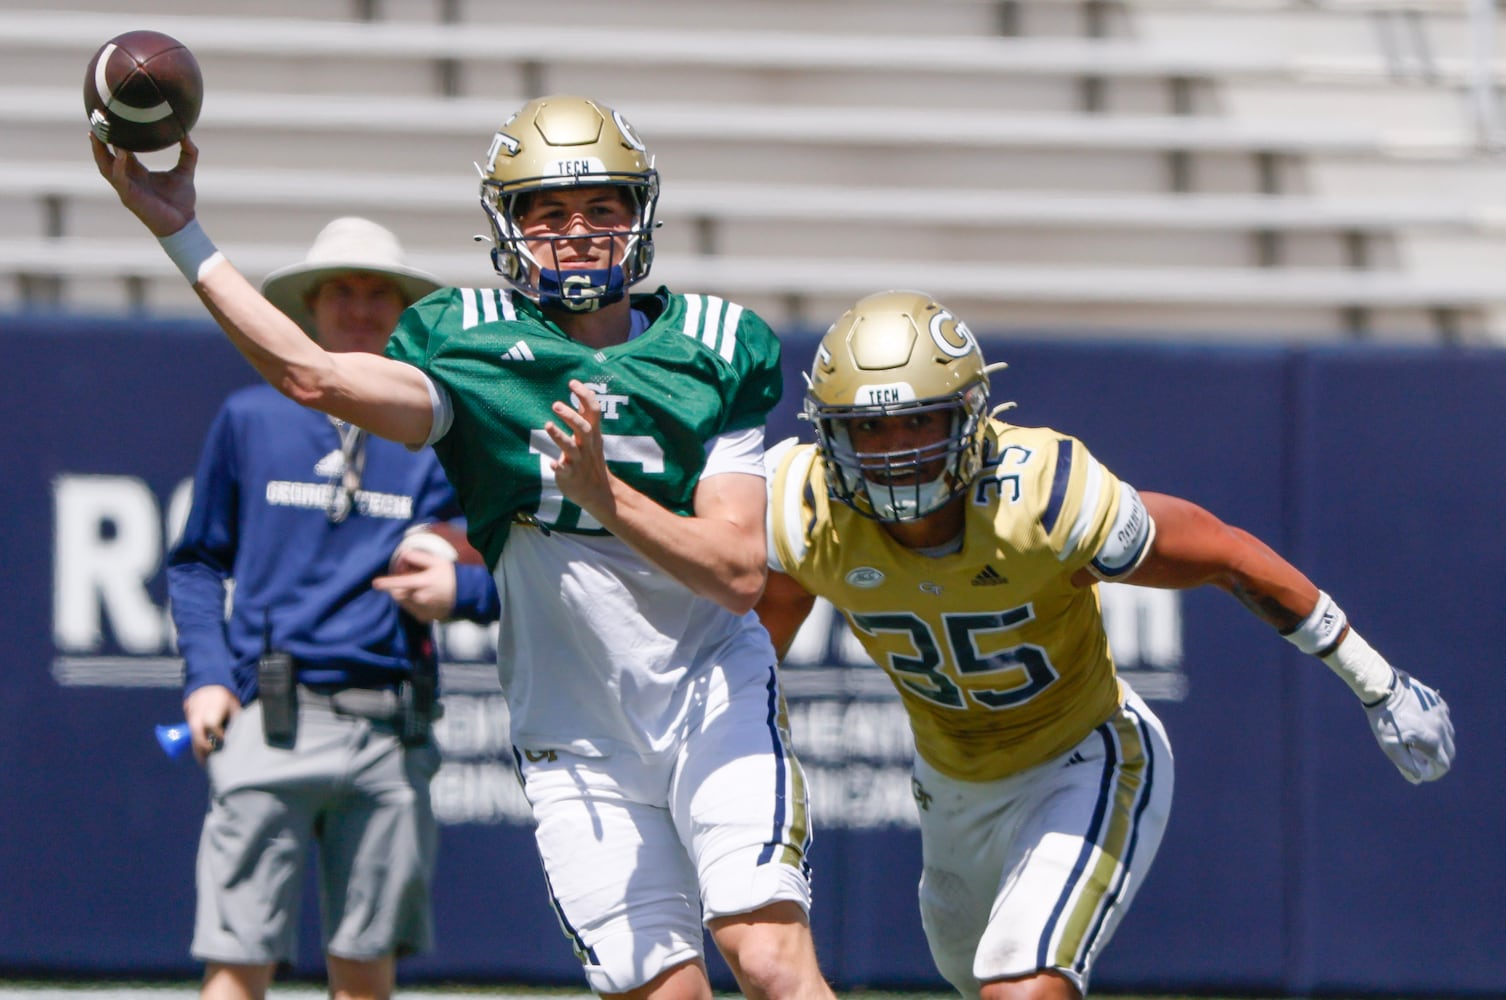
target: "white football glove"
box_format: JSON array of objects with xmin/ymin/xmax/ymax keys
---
[{"xmin": 1364, "ymin": 670, "xmax": 1455, "ymax": 785}]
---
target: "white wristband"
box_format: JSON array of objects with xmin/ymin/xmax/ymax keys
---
[
  {"xmin": 157, "ymin": 219, "xmax": 225, "ymax": 284},
  {"xmin": 1281, "ymin": 591, "xmax": 1347, "ymax": 656},
  {"xmin": 1320, "ymin": 628, "xmax": 1397, "ymax": 705}
]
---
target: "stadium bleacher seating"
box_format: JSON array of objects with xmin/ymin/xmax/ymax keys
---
[{"xmin": 3, "ymin": 0, "xmax": 1505, "ymax": 341}]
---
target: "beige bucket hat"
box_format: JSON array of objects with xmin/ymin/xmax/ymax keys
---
[{"xmin": 261, "ymin": 217, "xmax": 441, "ymax": 336}]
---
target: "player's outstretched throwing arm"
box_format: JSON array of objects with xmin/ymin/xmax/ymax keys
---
[
  {"xmin": 90, "ymin": 136, "xmax": 434, "ymax": 445},
  {"xmin": 1125, "ymin": 491, "xmax": 1454, "ymax": 784}
]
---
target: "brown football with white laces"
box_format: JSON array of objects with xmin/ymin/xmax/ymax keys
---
[
  {"xmin": 391, "ymin": 521, "xmax": 486, "ymax": 570},
  {"xmin": 84, "ymin": 30, "xmax": 203, "ymax": 153}
]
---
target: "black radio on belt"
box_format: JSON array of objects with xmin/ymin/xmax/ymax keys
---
[
  {"xmin": 397, "ymin": 610, "xmax": 439, "ymax": 747},
  {"xmin": 258, "ymin": 618, "xmax": 297, "ymax": 747}
]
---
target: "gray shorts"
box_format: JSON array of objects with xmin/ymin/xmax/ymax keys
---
[{"xmin": 190, "ymin": 692, "xmax": 442, "ymax": 966}]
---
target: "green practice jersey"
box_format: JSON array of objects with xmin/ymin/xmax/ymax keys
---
[{"xmin": 386, "ymin": 286, "xmax": 783, "ymax": 567}]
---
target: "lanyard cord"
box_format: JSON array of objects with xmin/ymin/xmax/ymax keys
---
[{"xmin": 326, "ymin": 419, "xmax": 367, "ymax": 524}]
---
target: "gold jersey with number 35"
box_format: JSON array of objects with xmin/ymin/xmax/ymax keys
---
[{"xmin": 768, "ymin": 419, "xmax": 1155, "ymax": 782}]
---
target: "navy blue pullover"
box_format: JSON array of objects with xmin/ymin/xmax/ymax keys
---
[{"xmin": 168, "ymin": 385, "xmax": 498, "ymax": 704}]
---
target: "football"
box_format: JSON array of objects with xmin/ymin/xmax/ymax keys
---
[
  {"xmin": 84, "ymin": 30, "xmax": 203, "ymax": 153},
  {"xmin": 390, "ymin": 521, "xmax": 486, "ymax": 570}
]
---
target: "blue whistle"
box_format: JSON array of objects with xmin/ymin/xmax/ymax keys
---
[{"xmin": 155, "ymin": 722, "xmax": 192, "ymax": 759}]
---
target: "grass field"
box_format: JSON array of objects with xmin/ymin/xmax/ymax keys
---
[
  {"xmin": 0, "ymin": 993, "xmax": 1292, "ymax": 1000},
  {"xmin": 0, "ymin": 986, "xmax": 1386, "ymax": 1000}
]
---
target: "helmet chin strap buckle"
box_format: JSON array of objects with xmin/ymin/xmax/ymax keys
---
[
  {"xmin": 537, "ymin": 266, "xmax": 627, "ymax": 311},
  {"xmin": 863, "ymin": 474, "xmax": 951, "ymax": 522}
]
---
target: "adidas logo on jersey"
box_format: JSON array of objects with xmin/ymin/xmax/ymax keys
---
[
  {"xmin": 313, "ymin": 449, "xmax": 345, "ymax": 477},
  {"xmin": 971, "ymin": 565, "xmax": 1008, "ymax": 586},
  {"xmin": 501, "ymin": 340, "xmax": 536, "ymax": 362}
]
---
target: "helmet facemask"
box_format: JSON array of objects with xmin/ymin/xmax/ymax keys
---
[{"xmin": 809, "ymin": 385, "xmax": 989, "ymax": 522}]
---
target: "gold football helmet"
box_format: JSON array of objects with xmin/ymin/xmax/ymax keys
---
[
  {"xmin": 477, "ymin": 94, "xmax": 659, "ymax": 311},
  {"xmin": 805, "ymin": 290, "xmax": 1010, "ymax": 521}
]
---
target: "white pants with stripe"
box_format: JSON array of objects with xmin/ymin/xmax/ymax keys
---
[
  {"xmin": 514, "ymin": 662, "xmax": 814, "ymax": 995},
  {"xmin": 914, "ymin": 688, "xmax": 1173, "ymax": 997}
]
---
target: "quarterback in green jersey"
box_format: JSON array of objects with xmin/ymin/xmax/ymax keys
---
[
  {"xmin": 758, "ymin": 291, "xmax": 1455, "ymax": 1000},
  {"xmin": 93, "ymin": 95, "xmax": 836, "ymax": 1000}
]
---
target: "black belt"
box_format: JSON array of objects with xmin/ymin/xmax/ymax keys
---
[
  {"xmin": 296, "ymin": 682, "xmax": 444, "ymax": 743},
  {"xmin": 323, "ymin": 685, "xmax": 405, "ymax": 721}
]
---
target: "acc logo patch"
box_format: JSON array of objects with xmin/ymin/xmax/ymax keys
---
[{"xmin": 845, "ymin": 567, "xmax": 885, "ymax": 588}]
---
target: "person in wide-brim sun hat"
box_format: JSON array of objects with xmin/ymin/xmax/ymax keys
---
[{"xmin": 261, "ymin": 217, "xmax": 440, "ymax": 337}]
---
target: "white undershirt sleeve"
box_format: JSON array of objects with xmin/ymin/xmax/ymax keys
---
[
  {"xmin": 701, "ymin": 425, "xmax": 766, "ymax": 479},
  {"xmin": 760, "ymin": 436, "xmax": 807, "ymax": 573},
  {"xmin": 417, "ymin": 371, "xmax": 453, "ymax": 449}
]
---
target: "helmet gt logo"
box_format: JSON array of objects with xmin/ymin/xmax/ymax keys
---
[
  {"xmin": 929, "ymin": 308, "xmax": 977, "ymax": 359},
  {"xmin": 483, "ymin": 130, "xmax": 521, "ymax": 172},
  {"xmin": 613, "ymin": 110, "xmax": 647, "ymax": 151}
]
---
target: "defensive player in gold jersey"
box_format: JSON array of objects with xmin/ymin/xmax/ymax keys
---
[{"xmin": 758, "ymin": 290, "xmax": 1455, "ymax": 1000}]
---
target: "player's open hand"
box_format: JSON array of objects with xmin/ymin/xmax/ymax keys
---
[
  {"xmin": 89, "ymin": 133, "xmax": 198, "ymax": 238},
  {"xmin": 547, "ymin": 378, "xmax": 616, "ymax": 520},
  {"xmin": 374, "ymin": 547, "xmax": 459, "ymax": 623},
  {"xmin": 1364, "ymin": 669, "xmax": 1455, "ymax": 784}
]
